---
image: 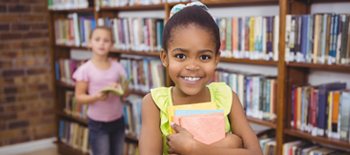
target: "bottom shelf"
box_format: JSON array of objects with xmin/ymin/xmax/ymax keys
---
[
  {"xmin": 247, "ymin": 117, "xmax": 276, "ymax": 129},
  {"xmin": 56, "ymin": 141, "xmax": 89, "ymax": 155},
  {"xmin": 284, "ymin": 128, "xmax": 350, "ymax": 148}
]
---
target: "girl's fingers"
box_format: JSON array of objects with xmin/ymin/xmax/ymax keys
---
[{"xmin": 167, "ymin": 148, "xmax": 176, "ymax": 154}]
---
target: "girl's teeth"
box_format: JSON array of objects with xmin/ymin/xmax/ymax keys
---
[{"xmin": 184, "ymin": 77, "xmax": 200, "ymax": 81}]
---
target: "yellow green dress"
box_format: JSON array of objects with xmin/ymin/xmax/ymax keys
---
[{"xmin": 150, "ymin": 82, "xmax": 233, "ymax": 155}]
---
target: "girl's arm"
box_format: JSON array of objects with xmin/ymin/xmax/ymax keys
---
[
  {"xmin": 167, "ymin": 91, "xmax": 263, "ymax": 155},
  {"xmin": 139, "ymin": 94, "xmax": 163, "ymax": 155},
  {"xmin": 121, "ymin": 86, "xmax": 131, "ymax": 98},
  {"xmin": 75, "ymin": 81, "xmax": 108, "ymax": 104}
]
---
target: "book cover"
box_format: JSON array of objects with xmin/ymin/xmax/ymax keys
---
[
  {"xmin": 340, "ymin": 90, "xmax": 350, "ymax": 141},
  {"xmin": 179, "ymin": 115, "xmax": 225, "ymax": 145},
  {"xmin": 331, "ymin": 91, "xmax": 340, "ymax": 139},
  {"xmin": 174, "ymin": 109, "xmax": 224, "ymax": 117},
  {"xmin": 167, "ymin": 102, "xmax": 217, "ymax": 134},
  {"xmin": 317, "ymin": 82, "xmax": 346, "ymax": 136}
]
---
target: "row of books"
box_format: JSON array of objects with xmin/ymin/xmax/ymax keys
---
[
  {"xmin": 65, "ymin": 90, "xmax": 88, "ymax": 120},
  {"xmin": 283, "ymin": 140, "xmax": 349, "ymax": 155},
  {"xmin": 96, "ymin": 0, "xmax": 165, "ymax": 7},
  {"xmin": 99, "ymin": 17, "xmax": 164, "ymax": 52},
  {"xmin": 211, "ymin": 69, "xmax": 277, "ymax": 121},
  {"xmin": 259, "ymin": 137, "xmax": 276, "ymax": 155},
  {"xmin": 55, "ymin": 13, "xmax": 96, "ymax": 47},
  {"xmin": 55, "ymin": 59, "xmax": 86, "ymax": 86},
  {"xmin": 285, "ymin": 14, "xmax": 350, "ymax": 65},
  {"xmin": 59, "ymin": 120, "xmax": 90, "ymax": 154},
  {"xmin": 123, "ymin": 142, "xmax": 139, "ymax": 155},
  {"xmin": 291, "ymin": 82, "xmax": 350, "ymax": 141},
  {"xmin": 48, "ymin": 0, "xmax": 94, "ymax": 10},
  {"xmin": 216, "ymin": 16, "xmax": 280, "ymax": 61},
  {"xmin": 120, "ymin": 58, "xmax": 166, "ymax": 93},
  {"xmin": 123, "ymin": 100, "xmax": 142, "ymax": 138}
]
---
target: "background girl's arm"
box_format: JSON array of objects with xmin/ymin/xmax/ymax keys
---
[
  {"xmin": 167, "ymin": 91, "xmax": 263, "ymax": 155},
  {"xmin": 75, "ymin": 81, "xmax": 108, "ymax": 104},
  {"xmin": 121, "ymin": 86, "xmax": 131, "ymax": 98},
  {"xmin": 139, "ymin": 94, "xmax": 163, "ymax": 155}
]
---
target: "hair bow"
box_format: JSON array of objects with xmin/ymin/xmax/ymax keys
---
[{"xmin": 169, "ymin": 1, "xmax": 209, "ymax": 18}]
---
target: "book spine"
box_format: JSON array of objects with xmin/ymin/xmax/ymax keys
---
[
  {"xmin": 291, "ymin": 87, "xmax": 295, "ymax": 128},
  {"xmin": 301, "ymin": 15, "xmax": 308, "ymax": 62},
  {"xmin": 341, "ymin": 15, "xmax": 349, "ymax": 64},
  {"xmin": 336, "ymin": 15, "xmax": 343, "ymax": 64},
  {"xmin": 285, "ymin": 15, "xmax": 291, "ymax": 62},
  {"xmin": 245, "ymin": 17, "xmax": 250, "ymax": 58},
  {"xmin": 340, "ymin": 91, "xmax": 350, "ymax": 141}
]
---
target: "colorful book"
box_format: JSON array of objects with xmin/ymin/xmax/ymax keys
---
[{"xmin": 101, "ymin": 74, "xmax": 133, "ymax": 96}]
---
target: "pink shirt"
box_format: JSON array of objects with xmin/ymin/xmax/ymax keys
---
[{"xmin": 73, "ymin": 60, "xmax": 127, "ymax": 122}]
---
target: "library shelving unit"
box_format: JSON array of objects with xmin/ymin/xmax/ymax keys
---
[{"xmin": 47, "ymin": 0, "xmax": 350, "ymax": 155}]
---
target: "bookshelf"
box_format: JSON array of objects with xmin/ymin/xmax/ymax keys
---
[{"xmin": 47, "ymin": 0, "xmax": 350, "ymax": 155}]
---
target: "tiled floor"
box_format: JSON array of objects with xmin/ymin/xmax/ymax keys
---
[{"xmin": 17, "ymin": 147, "xmax": 62, "ymax": 155}]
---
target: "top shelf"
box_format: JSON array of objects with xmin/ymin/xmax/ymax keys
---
[
  {"xmin": 168, "ymin": 0, "xmax": 279, "ymax": 7},
  {"xmin": 99, "ymin": 4, "xmax": 165, "ymax": 11},
  {"xmin": 50, "ymin": 7, "xmax": 95, "ymax": 13}
]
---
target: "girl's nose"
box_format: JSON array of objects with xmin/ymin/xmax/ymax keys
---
[{"xmin": 185, "ymin": 61, "xmax": 200, "ymax": 71}]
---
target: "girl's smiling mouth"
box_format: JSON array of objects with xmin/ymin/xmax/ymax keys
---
[{"xmin": 181, "ymin": 76, "xmax": 202, "ymax": 82}]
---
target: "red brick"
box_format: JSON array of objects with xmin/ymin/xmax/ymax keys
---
[
  {"xmin": 1, "ymin": 51, "xmax": 24, "ymax": 59},
  {"xmin": 41, "ymin": 91, "xmax": 53, "ymax": 100},
  {"xmin": 31, "ymin": 5, "xmax": 47, "ymax": 13},
  {"xmin": 0, "ymin": 0, "xmax": 19, "ymax": 3},
  {"xmin": 17, "ymin": 94, "xmax": 38, "ymax": 102},
  {"xmin": 21, "ymin": 15, "xmax": 44, "ymax": 22},
  {"xmin": 0, "ymin": 124, "xmax": 5, "ymax": 132},
  {"xmin": 0, "ymin": 78, "xmax": 15, "ymax": 86},
  {"xmin": 11, "ymin": 41, "xmax": 31, "ymax": 49},
  {"xmin": 21, "ymin": 0, "xmax": 44, "ymax": 3},
  {"xmin": 23, "ymin": 32, "xmax": 44, "ymax": 39},
  {"xmin": 2, "ymin": 69, "xmax": 24, "ymax": 77},
  {"xmin": 33, "ymin": 132, "xmax": 54, "ymax": 140},
  {"xmin": 0, "ymin": 33, "xmax": 23, "ymax": 41},
  {"xmin": 9, "ymin": 5, "xmax": 30, "ymax": 12},
  {"xmin": 27, "ymin": 84, "xmax": 49, "ymax": 92},
  {"xmin": 42, "ymin": 107, "xmax": 54, "ymax": 115},
  {"xmin": 0, "ymin": 43, "xmax": 11, "ymax": 50},
  {"xmin": 8, "ymin": 136, "xmax": 31, "ymax": 145},
  {"xmin": 0, "ymin": 61, "xmax": 12, "ymax": 68},
  {"xmin": 0, "ymin": 5, "xmax": 6, "ymax": 12},
  {"xmin": 0, "ymin": 15, "xmax": 19, "ymax": 22},
  {"xmin": 31, "ymin": 40, "xmax": 49, "ymax": 47},
  {"xmin": 4, "ymin": 86, "xmax": 26, "ymax": 94},
  {"xmin": 0, "ymin": 106, "xmax": 4, "ymax": 113},
  {"xmin": 8, "ymin": 121, "xmax": 29, "ymax": 129},
  {"xmin": 26, "ymin": 67, "xmax": 47, "ymax": 75},
  {"xmin": 0, "ymin": 96, "xmax": 16, "ymax": 104},
  {"xmin": 24, "ymin": 50, "xmax": 46, "ymax": 57},
  {"xmin": 0, "ymin": 114, "xmax": 17, "ymax": 122},
  {"xmin": 0, "ymin": 24, "xmax": 9, "ymax": 31},
  {"xmin": 11, "ymin": 24, "xmax": 31, "ymax": 31},
  {"xmin": 31, "ymin": 23, "xmax": 48, "ymax": 30}
]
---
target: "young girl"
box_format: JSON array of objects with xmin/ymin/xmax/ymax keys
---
[
  {"xmin": 139, "ymin": 2, "xmax": 263, "ymax": 155},
  {"xmin": 73, "ymin": 26, "xmax": 130, "ymax": 155}
]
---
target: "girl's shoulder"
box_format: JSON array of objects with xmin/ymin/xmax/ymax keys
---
[
  {"xmin": 150, "ymin": 86, "xmax": 172, "ymax": 112},
  {"xmin": 208, "ymin": 82, "xmax": 233, "ymax": 115}
]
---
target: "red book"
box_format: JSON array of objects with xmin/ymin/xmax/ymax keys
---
[{"xmin": 311, "ymin": 89, "xmax": 318, "ymax": 134}]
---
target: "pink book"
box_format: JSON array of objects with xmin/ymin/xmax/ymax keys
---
[{"xmin": 174, "ymin": 114, "xmax": 225, "ymax": 145}]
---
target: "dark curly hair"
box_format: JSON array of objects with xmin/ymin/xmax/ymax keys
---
[{"xmin": 162, "ymin": 5, "xmax": 221, "ymax": 55}]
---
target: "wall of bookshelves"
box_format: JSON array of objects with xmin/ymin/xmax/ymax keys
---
[{"xmin": 48, "ymin": 0, "xmax": 350, "ymax": 155}]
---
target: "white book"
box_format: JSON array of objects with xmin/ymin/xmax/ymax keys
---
[
  {"xmin": 238, "ymin": 74, "xmax": 244, "ymax": 107},
  {"xmin": 241, "ymin": 17, "xmax": 246, "ymax": 59},
  {"xmin": 123, "ymin": 18, "xmax": 130, "ymax": 50},
  {"xmin": 113, "ymin": 18, "xmax": 120, "ymax": 49},
  {"xmin": 273, "ymin": 15, "xmax": 279, "ymax": 61},
  {"xmin": 262, "ymin": 17, "xmax": 267, "ymax": 60},
  {"xmin": 128, "ymin": 18, "xmax": 135, "ymax": 51},
  {"xmin": 72, "ymin": 13, "xmax": 81, "ymax": 47},
  {"xmin": 285, "ymin": 15, "xmax": 291, "ymax": 62},
  {"xmin": 282, "ymin": 141, "xmax": 302, "ymax": 155},
  {"xmin": 133, "ymin": 19, "xmax": 140, "ymax": 51}
]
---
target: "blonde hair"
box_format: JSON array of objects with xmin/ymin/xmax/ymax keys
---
[{"xmin": 89, "ymin": 26, "xmax": 114, "ymax": 43}]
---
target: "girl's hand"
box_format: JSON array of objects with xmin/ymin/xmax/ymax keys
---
[
  {"xmin": 211, "ymin": 132, "xmax": 243, "ymax": 148},
  {"xmin": 108, "ymin": 82, "xmax": 120, "ymax": 89},
  {"xmin": 95, "ymin": 92, "xmax": 108, "ymax": 101},
  {"xmin": 166, "ymin": 123, "xmax": 196, "ymax": 155}
]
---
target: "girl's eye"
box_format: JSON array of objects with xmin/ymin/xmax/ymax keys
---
[
  {"xmin": 104, "ymin": 39, "xmax": 110, "ymax": 43},
  {"xmin": 176, "ymin": 54, "xmax": 186, "ymax": 59},
  {"xmin": 200, "ymin": 55, "xmax": 211, "ymax": 60}
]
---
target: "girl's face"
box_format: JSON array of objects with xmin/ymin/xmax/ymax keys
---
[
  {"xmin": 88, "ymin": 29, "xmax": 113, "ymax": 56},
  {"xmin": 161, "ymin": 24, "xmax": 220, "ymax": 96}
]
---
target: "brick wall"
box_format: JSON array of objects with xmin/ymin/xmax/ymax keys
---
[{"xmin": 0, "ymin": 0, "xmax": 54, "ymax": 146}]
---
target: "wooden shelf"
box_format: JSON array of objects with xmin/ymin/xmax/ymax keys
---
[
  {"xmin": 287, "ymin": 62, "xmax": 350, "ymax": 72},
  {"xmin": 56, "ymin": 81, "xmax": 75, "ymax": 89},
  {"xmin": 100, "ymin": 4, "xmax": 165, "ymax": 11},
  {"xmin": 168, "ymin": 0, "xmax": 279, "ymax": 7},
  {"xmin": 220, "ymin": 57, "xmax": 278, "ymax": 66},
  {"xmin": 131, "ymin": 90, "xmax": 149, "ymax": 96},
  {"xmin": 50, "ymin": 7, "xmax": 95, "ymax": 13},
  {"xmin": 56, "ymin": 110, "xmax": 88, "ymax": 124},
  {"xmin": 110, "ymin": 49, "xmax": 160, "ymax": 57},
  {"xmin": 284, "ymin": 129, "xmax": 350, "ymax": 148},
  {"xmin": 56, "ymin": 141, "xmax": 89, "ymax": 155},
  {"xmin": 247, "ymin": 117, "xmax": 276, "ymax": 129},
  {"xmin": 55, "ymin": 44, "xmax": 89, "ymax": 50}
]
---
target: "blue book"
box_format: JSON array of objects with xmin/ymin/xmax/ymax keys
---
[
  {"xmin": 59, "ymin": 120, "xmax": 64, "ymax": 138},
  {"xmin": 329, "ymin": 14, "xmax": 335, "ymax": 64},
  {"xmin": 79, "ymin": 18, "xmax": 85, "ymax": 43},
  {"xmin": 90, "ymin": 19, "xmax": 96, "ymax": 30},
  {"xmin": 55, "ymin": 61, "xmax": 60, "ymax": 80},
  {"xmin": 265, "ymin": 80, "xmax": 271, "ymax": 120},
  {"xmin": 301, "ymin": 15, "xmax": 308, "ymax": 62},
  {"xmin": 333, "ymin": 14, "xmax": 339, "ymax": 60},
  {"xmin": 123, "ymin": 105, "xmax": 129, "ymax": 126},
  {"xmin": 317, "ymin": 82, "xmax": 346, "ymax": 136},
  {"xmin": 291, "ymin": 87, "xmax": 295, "ymax": 128},
  {"xmin": 175, "ymin": 109, "xmax": 224, "ymax": 117},
  {"xmin": 321, "ymin": 14, "xmax": 328, "ymax": 64},
  {"xmin": 246, "ymin": 77, "xmax": 251, "ymax": 112},
  {"xmin": 306, "ymin": 15, "xmax": 311, "ymax": 62},
  {"xmin": 138, "ymin": 101, "xmax": 142, "ymax": 124}
]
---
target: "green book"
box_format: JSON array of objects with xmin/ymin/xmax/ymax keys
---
[{"xmin": 101, "ymin": 74, "xmax": 133, "ymax": 96}]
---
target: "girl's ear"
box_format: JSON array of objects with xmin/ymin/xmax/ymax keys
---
[
  {"xmin": 160, "ymin": 49, "xmax": 169, "ymax": 67},
  {"xmin": 214, "ymin": 51, "xmax": 221, "ymax": 67}
]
